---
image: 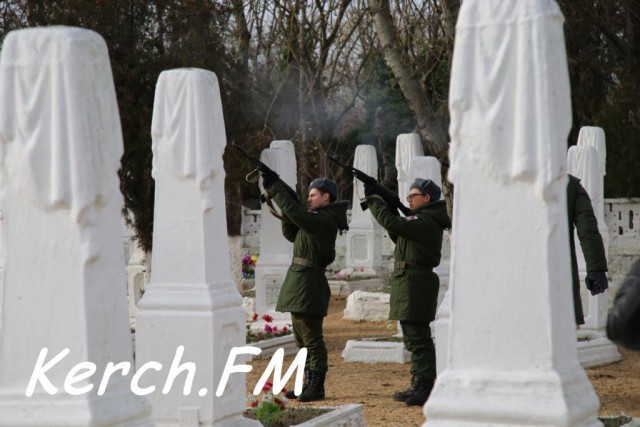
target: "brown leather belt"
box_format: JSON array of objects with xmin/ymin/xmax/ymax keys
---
[
  {"xmin": 394, "ymin": 261, "xmax": 430, "ymax": 271},
  {"xmin": 292, "ymin": 257, "xmax": 325, "ymax": 272}
]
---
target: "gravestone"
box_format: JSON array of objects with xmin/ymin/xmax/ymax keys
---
[
  {"xmin": 135, "ymin": 68, "xmax": 258, "ymax": 426},
  {"xmin": 567, "ymin": 142, "xmax": 621, "ymax": 367},
  {"xmin": 345, "ymin": 145, "xmax": 384, "ymax": 277},
  {"xmin": 0, "ymin": 26, "xmax": 152, "ymax": 425},
  {"xmin": 425, "ymin": 1, "xmax": 601, "ymax": 425},
  {"xmin": 395, "ymin": 133, "xmax": 424, "ymax": 208},
  {"xmin": 252, "ymin": 141, "xmax": 296, "ymax": 331}
]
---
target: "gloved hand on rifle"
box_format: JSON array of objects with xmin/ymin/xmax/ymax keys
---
[
  {"xmin": 261, "ymin": 170, "xmax": 279, "ymax": 189},
  {"xmin": 585, "ymin": 271, "xmax": 609, "ymax": 295},
  {"xmin": 364, "ymin": 181, "xmax": 378, "ymax": 197}
]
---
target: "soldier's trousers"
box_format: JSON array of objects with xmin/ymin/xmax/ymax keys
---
[
  {"xmin": 291, "ymin": 312, "xmax": 328, "ymax": 372},
  {"xmin": 400, "ymin": 320, "xmax": 436, "ymax": 380}
]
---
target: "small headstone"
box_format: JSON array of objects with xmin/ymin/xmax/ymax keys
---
[
  {"xmin": 568, "ymin": 142, "xmax": 620, "ymax": 367},
  {"xmin": 345, "ymin": 145, "xmax": 384, "ymax": 276},
  {"xmin": 252, "ymin": 141, "xmax": 296, "ymax": 330}
]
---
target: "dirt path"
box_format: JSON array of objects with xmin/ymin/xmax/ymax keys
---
[{"xmin": 247, "ymin": 296, "xmax": 640, "ymax": 426}]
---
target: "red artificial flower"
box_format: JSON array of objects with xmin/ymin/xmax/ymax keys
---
[
  {"xmin": 262, "ymin": 314, "xmax": 274, "ymax": 322},
  {"xmin": 250, "ymin": 401, "xmax": 258, "ymax": 407},
  {"xmin": 282, "ymin": 326, "xmax": 288, "ymax": 332},
  {"xmin": 263, "ymin": 382, "xmax": 272, "ymax": 391},
  {"xmin": 264, "ymin": 324, "xmax": 273, "ymax": 333},
  {"xmin": 252, "ymin": 313, "xmax": 258, "ymax": 321},
  {"xmin": 272, "ymin": 326, "xmax": 278, "ymax": 332}
]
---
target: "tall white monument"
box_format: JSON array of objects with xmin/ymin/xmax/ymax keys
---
[
  {"xmin": 253, "ymin": 140, "xmax": 296, "ymax": 328},
  {"xmin": 345, "ymin": 145, "xmax": 384, "ymax": 276},
  {"xmin": 0, "ymin": 26, "xmax": 152, "ymax": 425},
  {"xmin": 425, "ymin": 1, "xmax": 601, "ymax": 425},
  {"xmin": 136, "ymin": 69, "xmax": 258, "ymax": 426},
  {"xmin": 567, "ymin": 142, "xmax": 621, "ymax": 367},
  {"xmin": 396, "ymin": 133, "xmax": 424, "ymax": 207}
]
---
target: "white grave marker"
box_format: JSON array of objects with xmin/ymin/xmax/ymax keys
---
[
  {"xmin": 0, "ymin": 26, "xmax": 151, "ymax": 425},
  {"xmin": 136, "ymin": 68, "xmax": 258, "ymax": 426},
  {"xmin": 253, "ymin": 141, "xmax": 296, "ymax": 329},
  {"xmin": 568, "ymin": 142, "xmax": 621, "ymax": 367},
  {"xmin": 345, "ymin": 145, "xmax": 383, "ymax": 276},
  {"xmin": 425, "ymin": 1, "xmax": 601, "ymax": 424}
]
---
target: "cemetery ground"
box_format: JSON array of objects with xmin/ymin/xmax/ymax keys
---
[{"xmin": 246, "ymin": 296, "xmax": 640, "ymax": 426}]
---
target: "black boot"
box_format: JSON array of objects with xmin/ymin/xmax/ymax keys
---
[
  {"xmin": 285, "ymin": 369, "xmax": 310, "ymax": 399},
  {"xmin": 297, "ymin": 370, "xmax": 325, "ymax": 402},
  {"xmin": 392, "ymin": 374, "xmax": 421, "ymax": 402},
  {"xmin": 404, "ymin": 377, "xmax": 435, "ymax": 407}
]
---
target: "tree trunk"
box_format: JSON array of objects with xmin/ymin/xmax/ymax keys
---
[{"xmin": 367, "ymin": 0, "xmax": 449, "ymax": 155}]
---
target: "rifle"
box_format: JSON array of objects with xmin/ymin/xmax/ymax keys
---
[
  {"xmin": 326, "ymin": 154, "xmax": 412, "ymax": 216},
  {"xmin": 232, "ymin": 144, "xmax": 301, "ymax": 220}
]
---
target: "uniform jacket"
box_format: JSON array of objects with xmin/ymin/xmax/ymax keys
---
[
  {"xmin": 266, "ymin": 181, "xmax": 348, "ymax": 317},
  {"xmin": 567, "ymin": 174, "xmax": 608, "ymax": 324},
  {"xmin": 367, "ymin": 197, "xmax": 451, "ymax": 322},
  {"xmin": 607, "ymin": 257, "xmax": 640, "ymax": 351}
]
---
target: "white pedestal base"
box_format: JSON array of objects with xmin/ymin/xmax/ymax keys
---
[
  {"xmin": 424, "ymin": 367, "xmax": 601, "ymax": 426},
  {"xmin": 0, "ymin": 379, "xmax": 152, "ymax": 427},
  {"xmin": 577, "ymin": 331, "xmax": 622, "ymax": 368},
  {"xmin": 136, "ymin": 282, "xmax": 249, "ymax": 426}
]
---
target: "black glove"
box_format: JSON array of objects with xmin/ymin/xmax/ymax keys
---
[
  {"xmin": 363, "ymin": 181, "xmax": 377, "ymax": 197},
  {"xmin": 585, "ymin": 271, "xmax": 609, "ymax": 296},
  {"xmin": 261, "ymin": 170, "xmax": 279, "ymax": 189}
]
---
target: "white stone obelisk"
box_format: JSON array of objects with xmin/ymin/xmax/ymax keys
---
[
  {"xmin": 253, "ymin": 140, "xmax": 296, "ymax": 329},
  {"xmin": 345, "ymin": 145, "xmax": 384, "ymax": 276},
  {"xmin": 0, "ymin": 26, "xmax": 152, "ymax": 425},
  {"xmin": 136, "ymin": 69, "xmax": 258, "ymax": 426},
  {"xmin": 425, "ymin": 1, "xmax": 601, "ymax": 425},
  {"xmin": 410, "ymin": 156, "xmax": 451, "ymax": 372},
  {"xmin": 567, "ymin": 143, "xmax": 620, "ymax": 367},
  {"xmin": 396, "ymin": 133, "xmax": 424, "ymax": 208}
]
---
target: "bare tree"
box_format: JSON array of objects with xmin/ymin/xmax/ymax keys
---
[
  {"xmin": 234, "ymin": 0, "xmax": 376, "ymax": 191},
  {"xmin": 367, "ymin": 0, "xmax": 451, "ymax": 157}
]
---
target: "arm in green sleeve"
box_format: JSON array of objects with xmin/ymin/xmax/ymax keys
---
[
  {"xmin": 574, "ymin": 185, "xmax": 608, "ymax": 272},
  {"xmin": 266, "ymin": 181, "xmax": 330, "ymax": 233},
  {"xmin": 367, "ymin": 197, "xmax": 428, "ymax": 240},
  {"xmin": 282, "ymin": 221, "xmax": 299, "ymax": 242}
]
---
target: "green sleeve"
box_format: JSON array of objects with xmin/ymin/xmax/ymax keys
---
[
  {"xmin": 367, "ymin": 197, "xmax": 429, "ymax": 240},
  {"xmin": 282, "ymin": 222, "xmax": 299, "ymax": 242},
  {"xmin": 574, "ymin": 184, "xmax": 608, "ymax": 272},
  {"xmin": 266, "ymin": 181, "xmax": 330, "ymax": 233}
]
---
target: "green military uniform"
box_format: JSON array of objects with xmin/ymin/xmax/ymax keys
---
[
  {"xmin": 265, "ymin": 180, "xmax": 348, "ymax": 371},
  {"xmin": 567, "ymin": 174, "xmax": 608, "ymax": 325},
  {"xmin": 367, "ymin": 196, "xmax": 451, "ymax": 380}
]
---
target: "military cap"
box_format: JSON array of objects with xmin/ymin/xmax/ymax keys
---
[
  {"xmin": 309, "ymin": 177, "xmax": 338, "ymax": 201},
  {"xmin": 409, "ymin": 178, "xmax": 441, "ymax": 201}
]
